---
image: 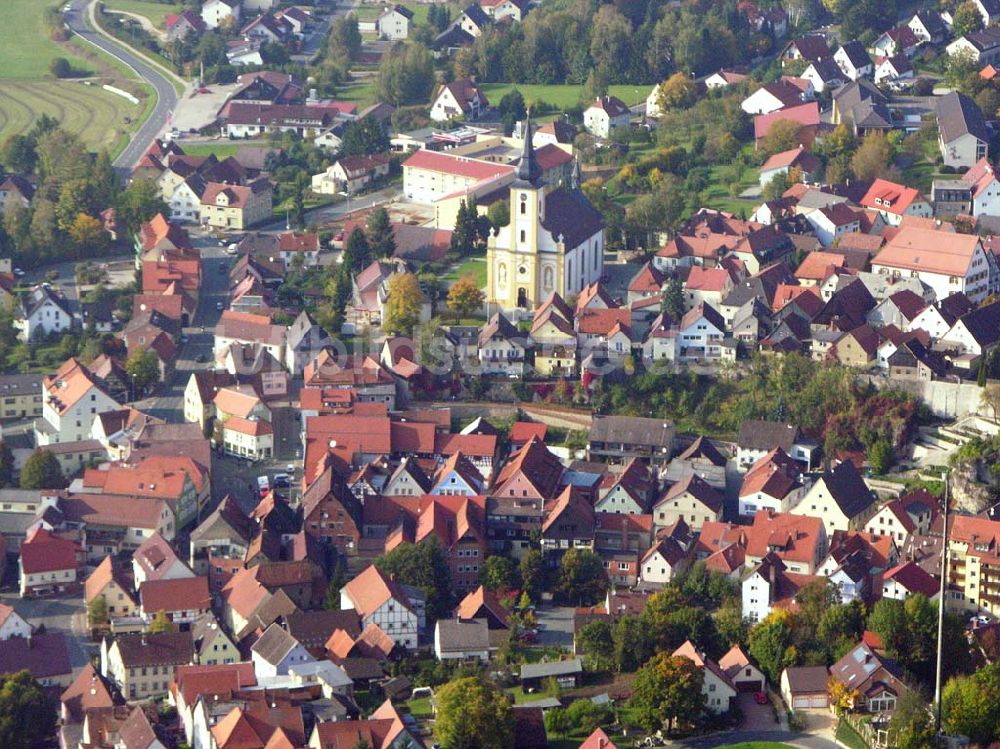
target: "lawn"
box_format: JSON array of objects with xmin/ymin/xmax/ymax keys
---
[
  {"xmin": 479, "ymin": 84, "xmax": 646, "ymax": 112},
  {"xmin": 178, "ymin": 141, "xmax": 247, "ymax": 160},
  {"xmin": 443, "ymin": 256, "xmax": 487, "ymax": 287},
  {"xmin": 101, "ymin": 0, "xmax": 184, "ymax": 28},
  {"xmin": 352, "ymin": 1, "xmax": 461, "ymax": 27},
  {"xmin": 336, "ymin": 79, "xmax": 378, "ymax": 108},
  {"xmin": 0, "ymin": 80, "xmax": 142, "ymax": 152},
  {"xmin": 0, "ymin": 0, "xmax": 91, "ymax": 78},
  {"xmin": 836, "ymin": 720, "xmax": 870, "ymax": 749}
]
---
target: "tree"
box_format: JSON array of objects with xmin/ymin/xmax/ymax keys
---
[
  {"xmin": 446, "ymin": 275, "xmax": 485, "ymax": 318},
  {"xmin": 480, "ymin": 555, "xmax": 519, "ymax": 591},
  {"xmin": 0, "ymin": 443, "xmax": 13, "ymax": 489},
  {"xmin": 578, "ymin": 619, "xmax": 615, "ymax": 671},
  {"xmin": 657, "ymin": 72, "xmax": 698, "ymax": 111},
  {"xmin": 943, "ymin": 663, "xmax": 1000, "ymax": 746},
  {"xmin": 498, "ymin": 89, "xmax": 526, "ymax": 134},
  {"xmin": 0, "ymin": 670, "xmax": 57, "ymax": 749},
  {"xmin": 982, "ymin": 382, "xmax": 1000, "ymax": 421},
  {"xmin": 629, "ymin": 653, "xmax": 705, "ymax": 731},
  {"xmin": 449, "ymin": 199, "xmax": 479, "ymax": 258},
  {"xmin": 148, "ymin": 610, "xmax": 176, "ymax": 634},
  {"xmin": 748, "ymin": 609, "xmax": 797, "ymax": 683},
  {"xmin": 487, "ymin": 199, "xmax": 509, "ymax": 229},
  {"xmin": 762, "ymin": 172, "xmax": 790, "ymax": 202},
  {"xmin": 555, "ymin": 548, "xmax": 608, "ymax": 605},
  {"xmin": 87, "ymin": 596, "xmax": 108, "ymax": 629},
  {"xmin": 383, "ymin": 272, "xmax": 423, "ymax": 335},
  {"xmin": 851, "ymin": 132, "xmax": 894, "ymax": 183},
  {"xmin": 543, "ymin": 707, "xmax": 571, "ymax": 737},
  {"xmin": 365, "ymin": 207, "xmax": 396, "ymax": 257},
  {"xmin": 613, "ymin": 614, "xmax": 651, "ymax": 672},
  {"xmin": 953, "ymin": 0, "xmax": 984, "ymax": 36},
  {"xmin": 867, "ymin": 438, "xmax": 894, "ymax": 474},
  {"xmin": 519, "ymin": 548, "xmax": 546, "ymax": 602},
  {"xmin": 126, "ymin": 346, "xmax": 161, "ymax": 396},
  {"xmin": 661, "ymin": 277, "xmax": 685, "ymax": 321},
  {"xmin": 1, "ymin": 134, "xmax": 37, "ymax": 174},
  {"xmin": 375, "ymin": 538, "xmax": 453, "ymax": 621},
  {"xmin": 342, "ymin": 227, "xmax": 372, "ymax": 274},
  {"xmin": 328, "ymin": 14, "xmax": 362, "ymax": 61},
  {"xmin": 759, "ymin": 119, "xmax": 804, "ymax": 159},
  {"xmin": 434, "ymin": 677, "xmax": 513, "ymax": 749},
  {"xmin": 49, "ymin": 57, "xmax": 71, "ymax": 78},
  {"xmin": 889, "ymin": 690, "xmax": 935, "ymax": 749},
  {"xmin": 20, "ymin": 449, "xmax": 64, "ymax": 489},
  {"xmin": 375, "ymin": 43, "xmax": 436, "ymax": 106},
  {"xmin": 117, "ymin": 179, "xmax": 168, "ymax": 234},
  {"xmin": 341, "ymin": 116, "xmax": 390, "ymax": 157},
  {"xmin": 68, "ymin": 213, "xmax": 106, "ymax": 255}
]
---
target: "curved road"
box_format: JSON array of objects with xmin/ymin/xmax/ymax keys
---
[{"xmin": 64, "ymin": 0, "xmax": 180, "ymax": 171}]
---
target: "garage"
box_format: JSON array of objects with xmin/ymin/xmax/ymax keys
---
[
  {"xmin": 737, "ymin": 680, "xmax": 763, "ymax": 693},
  {"xmin": 781, "ymin": 666, "xmax": 831, "ymax": 710},
  {"xmin": 793, "ymin": 694, "xmax": 829, "ymax": 709}
]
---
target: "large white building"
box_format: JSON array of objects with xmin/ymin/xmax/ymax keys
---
[
  {"xmin": 872, "ymin": 227, "xmax": 992, "ymax": 304},
  {"xmin": 402, "ymin": 149, "xmax": 513, "ymax": 204}
]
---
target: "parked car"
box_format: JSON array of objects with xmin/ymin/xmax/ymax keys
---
[{"xmin": 754, "ymin": 691, "xmax": 768, "ymax": 705}]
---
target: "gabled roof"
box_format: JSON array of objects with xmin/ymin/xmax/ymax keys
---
[
  {"xmin": 20, "ymin": 527, "xmax": 80, "ymax": 574},
  {"xmin": 61, "ymin": 663, "xmax": 118, "ymax": 722},
  {"xmin": 874, "ymin": 227, "xmax": 981, "ymax": 277},
  {"xmin": 785, "ymin": 35, "xmax": 832, "ymax": 62},
  {"xmin": 837, "ymin": 40, "xmax": 873, "ymax": 69},
  {"xmin": 140, "ymin": 576, "xmax": 210, "ymax": 614},
  {"xmin": 341, "ymin": 564, "xmax": 416, "ymax": 618},
  {"xmin": 588, "ymin": 95, "xmax": 630, "ymax": 117},
  {"xmin": 817, "ymin": 460, "xmax": 876, "ymax": 520},
  {"xmin": 677, "ymin": 435, "xmax": 727, "ymax": 467},
  {"xmin": 658, "ymin": 473, "xmax": 723, "ymax": 513},
  {"xmin": 883, "ymin": 561, "xmax": 938, "ymax": 597},
  {"xmin": 937, "ymin": 91, "xmax": 990, "ymax": 145},
  {"xmin": 492, "ymin": 436, "xmax": 564, "ymax": 498}
]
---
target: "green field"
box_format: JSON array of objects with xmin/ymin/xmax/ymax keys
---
[
  {"xmin": 444, "ymin": 256, "xmax": 488, "ymax": 287},
  {"xmin": 0, "ymin": 0, "xmax": 91, "ymax": 78},
  {"xmin": 337, "ymin": 79, "xmax": 378, "ymax": 107},
  {"xmin": 353, "ymin": 1, "xmax": 461, "ymax": 26},
  {"xmin": 480, "ymin": 84, "xmax": 646, "ymax": 112},
  {"xmin": 0, "ymin": 80, "xmax": 141, "ymax": 151},
  {"xmin": 178, "ymin": 142, "xmax": 246, "ymax": 160},
  {"xmin": 101, "ymin": 0, "xmax": 184, "ymax": 28}
]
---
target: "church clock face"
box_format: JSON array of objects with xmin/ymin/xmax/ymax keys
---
[{"xmin": 518, "ymin": 266, "xmax": 527, "ymax": 276}]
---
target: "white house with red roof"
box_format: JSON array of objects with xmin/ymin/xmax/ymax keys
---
[
  {"xmin": 738, "ymin": 449, "xmax": 808, "ymax": 517},
  {"xmin": 35, "ymin": 358, "xmax": 121, "ymax": 446},
  {"xmin": 741, "ymin": 80, "xmax": 806, "ymax": 115},
  {"xmin": 479, "ymin": 0, "xmax": 524, "ymax": 20},
  {"xmin": 221, "ymin": 416, "xmax": 273, "ymax": 461},
  {"xmin": 0, "ymin": 603, "xmax": 30, "ymax": 640},
  {"xmin": 863, "ymin": 490, "xmax": 936, "ymax": 544},
  {"xmin": 583, "ymin": 96, "xmax": 631, "ymax": 138},
  {"xmin": 759, "ymin": 146, "xmax": 820, "ymax": 188},
  {"xmin": 860, "ymin": 179, "xmax": 932, "ymax": 226},
  {"xmin": 882, "ymin": 561, "xmax": 939, "ymax": 601},
  {"xmin": 19, "ymin": 527, "xmax": 84, "ymax": 597},
  {"xmin": 672, "ymin": 640, "xmax": 737, "ymax": 713},
  {"xmin": 872, "ymin": 227, "xmax": 990, "ymax": 303}
]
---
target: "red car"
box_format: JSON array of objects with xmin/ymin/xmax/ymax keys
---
[{"xmin": 754, "ymin": 691, "xmax": 768, "ymax": 705}]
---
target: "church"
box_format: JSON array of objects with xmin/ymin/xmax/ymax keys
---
[{"xmin": 486, "ymin": 121, "xmax": 605, "ymax": 315}]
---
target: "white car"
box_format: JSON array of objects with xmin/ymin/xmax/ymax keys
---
[{"xmin": 216, "ymin": 301, "xmax": 225, "ymax": 311}]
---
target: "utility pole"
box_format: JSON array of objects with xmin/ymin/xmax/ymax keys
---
[{"xmin": 934, "ymin": 470, "xmax": 949, "ymax": 741}]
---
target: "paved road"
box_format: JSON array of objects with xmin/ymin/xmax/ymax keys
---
[
  {"xmin": 65, "ymin": 0, "xmax": 181, "ymax": 172},
  {"xmin": 677, "ymin": 729, "xmax": 839, "ymax": 749},
  {"xmin": 2, "ymin": 592, "xmax": 95, "ymax": 670}
]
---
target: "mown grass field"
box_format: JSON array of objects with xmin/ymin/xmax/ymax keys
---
[
  {"xmin": 0, "ymin": 80, "xmax": 141, "ymax": 151},
  {"xmin": 0, "ymin": 0, "xmax": 91, "ymax": 78},
  {"xmin": 480, "ymin": 84, "xmax": 646, "ymax": 112},
  {"xmin": 101, "ymin": 0, "xmax": 184, "ymax": 28},
  {"xmin": 178, "ymin": 141, "xmax": 246, "ymax": 160}
]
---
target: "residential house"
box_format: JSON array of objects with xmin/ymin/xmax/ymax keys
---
[
  {"xmin": 946, "ymin": 515, "xmax": 1000, "ymax": 615},
  {"xmin": 251, "ymin": 623, "xmax": 315, "ymax": 678},
  {"xmin": 937, "ymin": 91, "xmax": 990, "ymax": 169},
  {"xmin": 478, "ymin": 313, "xmax": 526, "ymax": 376},
  {"xmin": 19, "ymin": 526, "xmax": 84, "ymax": 597},
  {"xmin": 165, "ymin": 10, "xmax": 206, "ymax": 40},
  {"xmin": 17, "ymin": 285, "xmax": 74, "ymax": 342},
  {"xmin": 872, "ymin": 26, "xmax": 919, "ymax": 59},
  {"xmin": 738, "ymin": 450, "xmax": 808, "ymax": 517},
  {"xmin": 429, "ymin": 79, "xmax": 490, "ymax": 122},
  {"xmin": 860, "ymin": 179, "xmax": 932, "ymax": 227},
  {"xmin": 882, "ymin": 561, "xmax": 939, "ymax": 601},
  {"xmin": 0, "ymin": 632, "xmax": 72, "ymax": 687},
  {"xmin": 132, "ymin": 532, "xmax": 194, "ymax": 585},
  {"xmin": 85, "ymin": 555, "xmax": 139, "ymax": 622},
  {"xmin": 758, "ymin": 146, "xmax": 820, "ymax": 188},
  {"xmin": 834, "ymin": 41, "xmax": 874, "ymax": 80},
  {"xmin": 653, "ymin": 473, "xmax": 723, "ymax": 531},
  {"xmin": 588, "ymin": 415, "xmax": 675, "ymax": 465},
  {"xmin": 940, "ymin": 299, "xmax": 1000, "ymax": 360},
  {"xmin": 214, "ymin": 310, "xmax": 285, "ymax": 365},
  {"xmin": 301, "ymin": 466, "xmax": 362, "ymax": 554},
  {"xmin": 875, "ymin": 55, "xmax": 914, "ymax": 85},
  {"xmin": 672, "ymin": 641, "xmax": 737, "ymax": 714},
  {"xmin": 312, "ymin": 154, "xmax": 392, "ymax": 195},
  {"xmin": 340, "ymin": 565, "xmax": 425, "ymax": 650},
  {"xmin": 736, "ymin": 419, "xmax": 817, "ymax": 469},
  {"xmin": 0, "ymin": 603, "xmax": 30, "ymax": 640},
  {"xmin": 139, "ymin": 576, "xmax": 211, "ymax": 626},
  {"xmin": 908, "ymin": 11, "xmax": 945, "ymax": 44},
  {"xmin": 744, "ymin": 510, "xmax": 826, "ymax": 574},
  {"xmin": 781, "ymin": 36, "xmax": 833, "ymax": 65},
  {"xmin": 0, "ymin": 174, "xmax": 34, "ymax": 214},
  {"xmin": 101, "ymin": 631, "xmax": 194, "ymax": 700},
  {"xmin": 201, "ymin": 0, "xmax": 240, "ymax": 29},
  {"xmin": 583, "ymin": 96, "xmax": 631, "ymax": 139},
  {"xmin": 541, "ymin": 486, "xmax": 596, "ymax": 561},
  {"xmin": 806, "ymin": 203, "xmax": 862, "ymax": 247},
  {"xmin": 719, "ymin": 646, "xmax": 766, "ymax": 692},
  {"xmin": 200, "ymin": 179, "xmax": 273, "ymax": 231},
  {"xmin": 742, "ymin": 553, "xmax": 820, "ymax": 622},
  {"xmin": 0, "ymin": 373, "xmax": 42, "ymax": 420},
  {"xmin": 802, "ymin": 58, "xmax": 845, "ymax": 94},
  {"xmin": 639, "ymin": 529, "xmax": 691, "ymax": 587},
  {"xmin": 676, "ymin": 303, "xmax": 727, "ymax": 361},
  {"xmin": 790, "ymin": 460, "xmax": 878, "ymax": 537},
  {"xmin": 830, "ymin": 641, "xmax": 908, "ymax": 713},
  {"xmin": 741, "ymin": 81, "xmax": 806, "ymax": 115},
  {"xmin": 377, "ymin": 5, "xmax": 413, "ymax": 39}
]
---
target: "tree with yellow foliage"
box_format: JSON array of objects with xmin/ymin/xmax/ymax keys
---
[{"xmin": 383, "ymin": 272, "xmax": 423, "ymax": 335}]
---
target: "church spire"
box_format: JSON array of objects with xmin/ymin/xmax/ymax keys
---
[{"xmin": 516, "ymin": 117, "xmax": 542, "ymax": 186}]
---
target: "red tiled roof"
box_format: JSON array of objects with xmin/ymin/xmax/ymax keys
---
[
  {"xmin": 20, "ymin": 527, "xmax": 80, "ymax": 574},
  {"xmin": 140, "ymin": 576, "xmax": 211, "ymax": 614},
  {"xmin": 402, "ymin": 149, "xmax": 514, "ymax": 181}
]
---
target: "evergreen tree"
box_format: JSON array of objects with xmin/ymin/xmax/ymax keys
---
[
  {"xmin": 365, "ymin": 207, "xmax": 396, "ymax": 257},
  {"xmin": 342, "ymin": 227, "xmax": 372, "ymax": 273}
]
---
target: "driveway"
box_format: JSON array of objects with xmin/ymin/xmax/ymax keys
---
[
  {"xmin": 677, "ymin": 729, "xmax": 840, "ymax": 749},
  {"xmin": 738, "ymin": 692, "xmax": 784, "ymax": 732},
  {"xmin": 534, "ymin": 605, "xmax": 575, "ymax": 650}
]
